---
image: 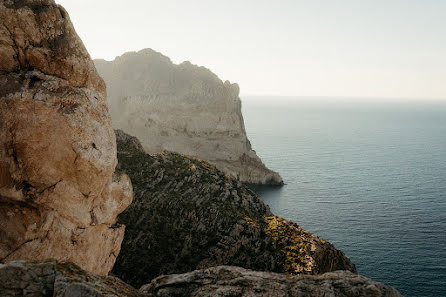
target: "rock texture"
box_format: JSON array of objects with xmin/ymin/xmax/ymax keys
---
[
  {"xmin": 0, "ymin": 0, "xmax": 132, "ymax": 274},
  {"xmin": 95, "ymin": 49, "xmax": 283, "ymax": 185},
  {"xmin": 142, "ymin": 266, "xmax": 403, "ymax": 297},
  {"xmin": 0, "ymin": 260, "xmax": 140, "ymax": 297},
  {"xmin": 0, "ymin": 261, "xmax": 402, "ymax": 297},
  {"xmin": 114, "ymin": 130, "xmax": 355, "ymax": 288}
]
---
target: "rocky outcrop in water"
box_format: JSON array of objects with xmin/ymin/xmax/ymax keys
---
[
  {"xmin": 95, "ymin": 49, "xmax": 283, "ymax": 185},
  {"xmin": 113, "ymin": 130, "xmax": 355, "ymax": 288},
  {"xmin": 142, "ymin": 266, "xmax": 403, "ymax": 297},
  {"xmin": 0, "ymin": 0, "xmax": 132, "ymax": 275}
]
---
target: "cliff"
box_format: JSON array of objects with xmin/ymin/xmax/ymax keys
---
[
  {"xmin": 0, "ymin": 2, "xmax": 403, "ymax": 296},
  {"xmin": 94, "ymin": 49, "xmax": 283, "ymax": 185},
  {"xmin": 114, "ymin": 130, "xmax": 355, "ymax": 288},
  {"xmin": 0, "ymin": 0, "xmax": 132, "ymax": 274}
]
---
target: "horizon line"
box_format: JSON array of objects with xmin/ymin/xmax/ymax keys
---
[{"xmin": 240, "ymin": 94, "xmax": 446, "ymax": 101}]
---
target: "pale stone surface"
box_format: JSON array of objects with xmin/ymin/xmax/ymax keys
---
[
  {"xmin": 95, "ymin": 49, "xmax": 283, "ymax": 185},
  {"xmin": 0, "ymin": 0, "xmax": 132, "ymax": 275},
  {"xmin": 141, "ymin": 266, "xmax": 403, "ymax": 297},
  {"xmin": 0, "ymin": 261, "xmax": 402, "ymax": 297}
]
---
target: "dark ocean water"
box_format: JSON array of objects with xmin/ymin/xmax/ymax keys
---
[{"xmin": 242, "ymin": 97, "xmax": 446, "ymax": 297}]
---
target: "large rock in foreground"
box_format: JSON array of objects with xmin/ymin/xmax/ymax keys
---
[
  {"xmin": 95, "ymin": 49, "xmax": 283, "ymax": 185},
  {"xmin": 0, "ymin": 261, "xmax": 402, "ymax": 297},
  {"xmin": 0, "ymin": 260, "xmax": 139, "ymax": 297},
  {"xmin": 142, "ymin": 266, "xmax": 403, "ymax": 297},
  {"xmin": 0, "ymin": 0, "xmax": 132, "ymax": 274},
  {"xmin": 114, "ymin": 130, "xmax": 355, "ymax": 288}
]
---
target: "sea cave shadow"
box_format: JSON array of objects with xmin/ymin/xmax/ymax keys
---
[{"xmin": 247, "ymin": 184, "xmax": 285, "ymax": 204}]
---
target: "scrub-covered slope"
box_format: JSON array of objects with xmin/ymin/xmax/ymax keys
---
[{"xmin": 114, "ymin": 130, "xmax": 355, "ymax": 288}]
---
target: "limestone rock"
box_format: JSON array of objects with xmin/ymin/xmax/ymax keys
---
[
  {"xmin": 0, "ymin": 261, "xmax": 401, "ymax": 297},
  {"xmin": 114, "ymin": 131, "xmax": 355, "ymax": 288},
  {"xmin": 95, "ymin": 49, "xmax": 283, "ymax": 185},
  {"xmin": 141, "ymin": 266, "xmax": 403, "ymax": 297},
  {"xmin": 0, "ymin": 260, "xmax": 140, "ymax": 297},
  {"xmin": 0, "ymin": 0, "xmax": 132, "ymax": 274}
]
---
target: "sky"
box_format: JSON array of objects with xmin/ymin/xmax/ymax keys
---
[{"xmin": 57, "ymin": 0, "xmax": 446, "ymax": 99}]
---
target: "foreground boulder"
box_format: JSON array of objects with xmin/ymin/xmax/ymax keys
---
[
  {"xmin": 95, "ymin": 49, "xmax": 283, "ymax": 185},
  {"xmin": 0, "ymin": 260, "xmax": 139, "ymax": 297},
  {"xmin": 0, "ymin": 261, "xmax": 402, "ymax": 297},
  {"xmin": 114, "ymin": 130, "xmax": 355, "ymax": 288},
  {"xmin": 0, "ymin": 0, "xmax": 132, "ymax": 274},
  {"xmin": 142, "ymin": 266, "xmax": 403, "ymax": 297}
]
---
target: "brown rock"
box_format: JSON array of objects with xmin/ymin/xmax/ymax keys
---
[
  {"xmin": 0, "ymin": 0, "xmax": 132, "ymax": 275},
  {"xmin": 0, "ymin": 260, "xmax": 140, "ymax": 297},
  {"xmin": 0, "ymin": 261, "xmax": 402, "ymax": 297},
  {"xmin": 141, "ymin": 266, "xmax": 403, "ymax": 297}
]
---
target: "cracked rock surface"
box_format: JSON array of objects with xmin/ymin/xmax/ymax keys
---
[
  {"xmin": 141, "ymin": 266, "xmax": 403, "ymax": 297},
  {"xmin": 0, "ymin": 0, "xmax": 132, "ymax": 274},
  {"xmin": 0, "ymin": 260, "xmax": 140, "ymax": 297},
  {"xmin": 0, "ymin": 261, "xmax": 402, "ymax": 297},
  {"xmin": 95, "ymin": 49, "xmax": 283, "ymax": 186}
]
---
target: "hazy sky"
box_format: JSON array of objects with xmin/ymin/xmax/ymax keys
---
[{"xmin": 57, "ymin": 0, "xmax": 446, "ymax": 99}]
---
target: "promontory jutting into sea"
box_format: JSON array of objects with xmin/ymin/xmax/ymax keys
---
[{"xmin": 1, "ymin": 1, "xmax": 445, "ymax": 297}]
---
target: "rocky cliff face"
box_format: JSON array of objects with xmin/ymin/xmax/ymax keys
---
[
  {"xmin": 95, "ymin": 50, "xmax": 283, "ymax": 185},
  {"xmin": 0, "ymin": 0, "xmax": 132, "ymax": 275},
  {"xmin": 114, "ymin": 130, "xmax": 355, "ymax": 288}
]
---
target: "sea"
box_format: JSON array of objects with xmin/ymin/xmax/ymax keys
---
[{"xmin": 242, "ymin": 97, "xmax": 446, "ymax": 297}]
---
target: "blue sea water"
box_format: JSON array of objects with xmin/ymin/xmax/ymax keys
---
[{"xmin": 242, "ymin": 97, "xmax": 446, "ymax": 297}]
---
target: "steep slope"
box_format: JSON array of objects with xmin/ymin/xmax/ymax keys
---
[
  {"xmin": 114, "ymin": 130, "xmax": 355, "ymax": 288},
  {"xmin": 95, "ymin": 49, "xmax": 283, "ymax": 185},
  {"xmin": 0, "ymin": 0, "xmax": 132, "ymax": 275}
]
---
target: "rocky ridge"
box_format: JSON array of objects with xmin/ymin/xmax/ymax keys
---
[
  {"xmin": 95, "ymin": 50, "xmax": 283, "ymax": 185},
  {"xmin": 142, "ymin": 265, "xmax": 403, "ymax": 297},
  {"xmin": 113, "ymin": 130, "xmax": 355, "ymax": 288},
  {"xmin": 0, "ymin": 261, "xmax": 402, "ymax": 297},
  {"xmin": 0, "ymin": 0, "xmax": 132, "ymax": 275}
]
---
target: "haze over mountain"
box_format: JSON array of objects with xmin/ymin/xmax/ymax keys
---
[
  {"xmin": 95, "ymin": 49, "xmax": 283, "ymax": 185},
  {"xmin": 59, "ymin": 0, "xmax": 446, "ymax": 100}
]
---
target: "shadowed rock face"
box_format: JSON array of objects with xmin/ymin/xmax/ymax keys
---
[
  {"xmin": 114, "ymin": 130, "xmax": 355, "ymax": 288},
  {"xmin": 0, "ymin": 0, "xmax": 132, "ymax": 275},
  {"xmin": 95, "ymin": 49, "xmax": 283, "ymax": 186},
  {"xmin": 141, "ymin": 266, "xmax": 403, "ymax": 297},
  {"xmin": 0, "ymin": 260, "xmax": 140, "ymax": 297}
]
